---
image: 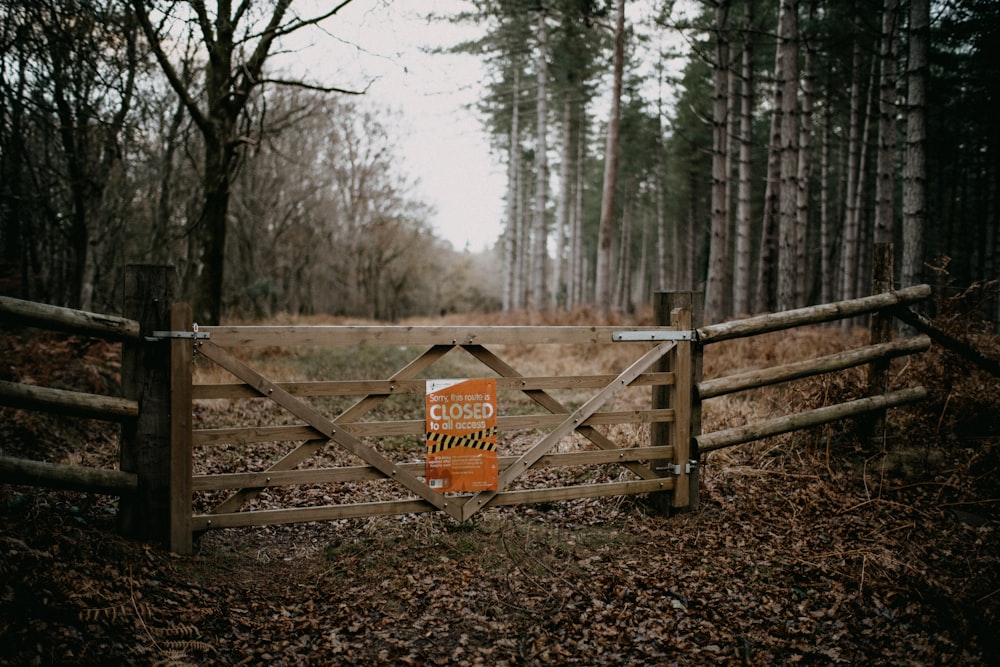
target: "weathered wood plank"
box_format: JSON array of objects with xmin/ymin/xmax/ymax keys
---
[
  {"xmin": 192, "ymin": 498, "xmax": 437, "ymax": 530},
  {"xmin": 201, "ymin": 325, "xmax": 682, "ymax": 348},
  {"xmin": 191, "ymin": 372, "xmax": 676, "ymax": 400},
  {"xmin": 0, "ymin": 455, "xmax": 137, "ymax": 495},
  {"xmin": 696, "ymin": 336, "xmax": 932, "ymax": 399},
  {"xmin": 0, "ymin": 295, "xmax": 141, "ymax": 341},
  {"xmin": 488, "ymin": 478, "xmax": 673, "ymax": 508},
  {"xmin": 696, "ymin": 285, "xmax": 931, "ymax": 345},
  {"xmin": 696, "ymin": 386, "xmax": 928, "ymax": 453},
  {"xmin": 190, "ymin": 478, "xmax": 674, "ymax": 530},
  {"xmin": 119, "ymin": 265, "xmax": 175, "ymax": 542},
  {"xmin": 191, "ymin": 446, "xmax": 675, "ymax": 491},
  {"xmin": 0, "ymin": 380, "xmax": 138, "ymax": 421},
  {"xmin": 191, "ymin": 409, "xmax": 676, "ymax": 445},
  {"xmin": 169, "ymin": 303, "xmax": 194, "ymax": 555},
  {"xmin": 669, "ymin": 303, "xmax": 693, "ymax": 509}
]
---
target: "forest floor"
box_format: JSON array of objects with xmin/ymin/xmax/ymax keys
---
[{"xmin": 2, "ymin": 299, "xmax": 999, "ymax": 666}]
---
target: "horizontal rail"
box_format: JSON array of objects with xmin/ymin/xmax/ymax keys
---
[
  {"xmin": 696, "ymin": 336, "xmax": 931, "ymax": 399},
  {"xmin": 190, "ymin": 478, "xmax": 673, "ymax": 530},
  {"xmin": 0, "ymin": 455, "xmax": 138, "ymax": 495},
  {"xmin": 192, "ymin": 372, "xmax": 676, "ymax": 400},
  {"xmin": 696, "ymin": 285, "xmax": 931, "ymax": 345},
  {"xmin": 201, "ymin": 325, "xmax": 683, "ymax": 348},
  {"xmin": 695, "ymin": 386, "xmax": 928, "ymax": 453},
  {"xmin": 0, "ymin": 380, "xmax": 139, "ymax": 421},
  {"xmin": 191, "ymin": 446, "xmax": 675, "ymax": 490},
  {"xmin": 0, "ymin": 295, "xmax": 141, "ymax": 342},
  {"xmin": 192, "ymin": 410, "xmax": 675, "ymax": 445}
]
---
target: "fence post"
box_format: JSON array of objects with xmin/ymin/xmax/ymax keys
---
[
  {"xmin": 169, "ymin": 302, "xmax": 193, "ymax": 554},
  {"xmin": 652, "ymin": 291, "xmax": 703, "ymax": 513},
  {"xmin": 120, "ymin": 265, "xmax": 175, "ymax": 544},
  {"xmin": 866, "ymin": 243, "xmax": 894, "ymax": 450}
]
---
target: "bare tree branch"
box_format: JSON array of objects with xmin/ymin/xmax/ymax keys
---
[
  {"xmin": 260, "ymin": 77, "xmax": 373, "ymax": 96},
  {"xmin": 129, "ymin": 0, "xmax": 210, "ymax": 135}
]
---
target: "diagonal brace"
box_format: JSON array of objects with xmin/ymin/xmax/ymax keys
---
[
  {"xmin": 197, "ymin": 341, "xmax": 463, "ymax": 520},
  {"xmin": 459, "ymin": 340, "xmax": 677, "ymax": 520}
]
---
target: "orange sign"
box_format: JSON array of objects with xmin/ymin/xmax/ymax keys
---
[{"xmin": 425, "ymin": 378, "xmax": 498, "ymax": 493}]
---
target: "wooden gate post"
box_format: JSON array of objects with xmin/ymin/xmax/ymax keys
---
[
  {"xmin": 169, "ymin": 302, "xmax": 193, "ymax": 555},
  {"xmin": 651, "ymin": 292, "xmax": 703, "ymax": 514},
  {"xmin": 120, "ymin": 265, "xmax": 176, "ymax": 544},
  {"xmin": 866, "ymin": 243, "xmax": 894, "ymax": 450}
]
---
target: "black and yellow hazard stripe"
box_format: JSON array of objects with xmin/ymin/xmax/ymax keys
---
[{"xmin": 426, "ymin": 426, "xmax": 498, "ymax": 454}]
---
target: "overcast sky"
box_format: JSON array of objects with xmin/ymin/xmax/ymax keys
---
[
  {"xmin": 279, "ymin": 0, "xmax": 691, "ymax": 253},
  {"xmin": 282, "ymin": 1, "xmax": 506, "ymax": 252}
]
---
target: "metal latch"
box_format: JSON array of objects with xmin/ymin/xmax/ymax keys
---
[
  {"xmin": 147, "ymin": 323, "xmax": 210, "ymax": 341},
  {"xmin": 612, "ymin": 330, "xmax": 696, "ymax": 342}
]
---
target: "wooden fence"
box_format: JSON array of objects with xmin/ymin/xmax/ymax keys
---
[
  {"xmin": 0, "ymin": 265, "xmax": 934, "ymax": 555},
  {"xmin": 692, "ymin": 286, "xmax": 932, "ymax": 454}
]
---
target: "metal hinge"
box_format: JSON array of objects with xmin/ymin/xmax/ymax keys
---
[
  {"xmin": 147, "ymin": 323, "xmax": 210, "ymax": 342},
  {"xmin": 612, "ymin": 330, "xmax": 697, "ymax": 342},
  {"xmin": 656, "ymin": 460, "xmax": 699, "ymax": 475}
]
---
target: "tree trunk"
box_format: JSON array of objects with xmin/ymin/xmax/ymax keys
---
[
  {"xmin": 595, "ymin": 0, "xmax": 625, "ymax": 316},
  {"xmin": 615, "ymin": 189, "xmax": 632, "ymax": 312},
  {"xmin": 733, "ymin": 0, "xmax": 754, "ymax": 316},
  {"xmin": 820, "ymin": 89, "xmax": 835, "ymax": 305},
  {"xmin": 874, "ymin": 0, "xmax": 900, "ymax": 247},
  {"xmin": 794, "ymin": 0, "xmax": 816, "ymax": 308},
  {"xmin": 754, "ymin": 24, "xmax": 784, "ymax": 314},
  {"xmin": 902, "ymin": 0, "xmax": 928, "ymax": 290},
  {"xmin": 776, "ymin": 0, "xmax": 800, "ymax": 312},
  {"xmin": 839, "ymin": 25, "xmax": 867, "ymax": 306},
  {"xmin": 705, "ymin": 0, "xmax": 731, "ymax": 323},
  {"xmin": 553, "ymin": 95, "xmax": 572, "ymax": 310},
  {"xmin": 572, "ymin": 109, "xmax": 587, "ymax": 308},
  {"xmin": 131, "ymin": 0, "xmax": 293, "ymax": 325},
  {"xmin": 851, "ymin": 58, "xmax": 878, "ymax": 299},
  {"xmin": 531, "ymin": 10, "xmax": 549, "ymax": 310},
  {"xmin": 503, "ymin": 67, "xmax": 522, "ymax": 312}
]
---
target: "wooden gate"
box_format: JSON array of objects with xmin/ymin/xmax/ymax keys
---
[
  {"xmin": 2, "ymin": 265, "xmax": 941, "ymax": 557},
  {"xmin": 169, "ymin": 318, "xmax": 696, "ymax": 553}
]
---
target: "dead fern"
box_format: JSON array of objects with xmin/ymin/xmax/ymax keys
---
[
  {"xmin": 159, "ymin": 639, "xmax": 216, "ymax": 654},
  {"xmin": 152, "ymin": 622, "xmax": 201, "ymax": 639},
  {"xmin": 150, "ymin": 650, "xmax": 201, "ymax": 667},
  {"xmin": 79, "ymin": 601, "xmax": 131, "ymax": 623}
]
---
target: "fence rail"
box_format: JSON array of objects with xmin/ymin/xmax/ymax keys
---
[
  {"xmin": 695, "ymin": 284, "xmax": 931, "ymax": 345},
  {"xmin": 0, "ymin": 294, "xmax": 143, "ymax": 497},
  {"xmin": 691, "ymin": 280, "xmax": 931, "ymax": 457},
  {"xmin": 0, "ymin": 295, "xmax": 141, "ymax": 342}
]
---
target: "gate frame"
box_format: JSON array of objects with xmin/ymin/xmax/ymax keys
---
[{"xmin": 167, "ymin": 317, "xmax": 696, "ymax": 553}]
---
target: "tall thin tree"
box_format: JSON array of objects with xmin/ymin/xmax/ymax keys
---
[
  {"xmin": 595, "ymin": 0, "xmax": 626, "ymax": 316},
  {"xmin": 705, "ymin": 0, "xmax": 731, "ymax": 323},
  {"xmin": 901, "ymin": 0, "xmax": 928, "ymax": 290},
  {"xmin": 776, "ymin": 0, "xmax": 800, "ymax": 312}
]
